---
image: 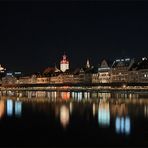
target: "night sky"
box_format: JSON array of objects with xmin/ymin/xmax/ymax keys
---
[{"xmin": 0, "ymin": 1, "xmax": 148, "ymax": 73}]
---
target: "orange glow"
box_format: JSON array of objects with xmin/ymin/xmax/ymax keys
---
[
  {"xmin": 61, "ymin": 92, "xmax": 70, "ymax": 101},
  {"xmin": 0, "ymin": 100, "xmax": 5, "ymax": 118}
]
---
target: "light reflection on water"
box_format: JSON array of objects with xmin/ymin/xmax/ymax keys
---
[
  {"xmin": 0, "ymin": 100, "xmax": 4, "ymax": 118},
  {"xmin": 0, "ymin": 90, "xmax": 148, "ymax": 141},
  {"xmin": 98, "ymin": 101, "xmax": 110, "ymax": 127},
  {"xmin": 60, "ymin": 105, "xmax": 70, "ymax": 128},
  {"xmin": 6, "ymin": 99, "xmax": 22, "ymax": 117},
  {"xmin": 115, "ymin": 116, "xmax": 131, "ymax": 135}
]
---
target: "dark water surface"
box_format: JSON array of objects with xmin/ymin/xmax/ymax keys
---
[{"xmin": 0, "ymin": 91, "xmax": 148, "ymax": 147}]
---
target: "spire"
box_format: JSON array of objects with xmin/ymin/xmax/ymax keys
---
[{"xmin": 86, "ymin": 59, "xmax": 90, "ymax": 68}]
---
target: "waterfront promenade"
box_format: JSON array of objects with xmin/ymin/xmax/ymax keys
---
[{"xmin": 1, "ymin": 82, "xmax": 148, "ymax": 92}]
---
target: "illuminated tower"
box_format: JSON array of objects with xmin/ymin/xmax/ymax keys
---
[
  {"xmin": 60, "ymin": 54, "xmax": 69, "ymax": 72},
  {"xmin": 86, "ymin": 59, "xmax": 90, "ymax": 68}
]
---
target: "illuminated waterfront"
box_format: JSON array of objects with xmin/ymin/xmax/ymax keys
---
[{"xmin": 0, "ymin": 90, "xmax": 148, "ymax": 146}]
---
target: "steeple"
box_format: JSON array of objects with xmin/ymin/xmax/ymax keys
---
[{"xmin": 86, "ymin": 59, "xmax": 90, "ymax": 68}]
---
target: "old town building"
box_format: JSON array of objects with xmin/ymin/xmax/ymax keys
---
[{"xmin": 110, "ymin": 58, "xmax": 134, "ymax": 83}]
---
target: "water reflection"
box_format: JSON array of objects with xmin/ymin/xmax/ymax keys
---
[
  {"xmin": 7, "ymin": 99, "xmax": 13, "ymax": 116},
  {"xmin": 1, "ymin": 90, "xmax": 148, "ymax": 139},
  {"xmin": 69, "ymin": 102, "xmax": 73, "ymax": 114},
  {"xmin": 60, "ymin": 105, "xmax": 70, "ymax": 128},
  {"xmin": 92, "ymin": 103, "xmax": 96, "ymax": 117},
  {"xmin": 15, "ymin": 101, "xmax": 22, "ymax": 117},
  {"xmin": 115, "ymin": 116, "xmax": 131, "ymax": 135},
  {"xmin": 144, "ymin": 105, "xmax": 148, "ymax": 117},
  {"xmin": 98, "ymin": 93, "xmax": 111, "ymax": 100},
  {"xmin": 72, "ymin": 92, "xmax": 83, "ymax": 101},
  {"xmin": 6, "ymin": 99, "xmax": 22, "ymax": 117},
  {"xmin": 61, "ymin": 92, "xmax": 70, "ymax": 101},
  {"xmin": 84, "ymin": 92, "xmax": 90, "ymax": 99},
  {"xmin": 98, "ymin": 101, "xmax": 110, "ymax": 127},
  {"xmin": 0, "ymin": 100, "xmax": 5, "ymax": 118}
]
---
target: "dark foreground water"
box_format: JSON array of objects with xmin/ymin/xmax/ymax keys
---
[{"xmin": 0, "ymin": 90, "xmax": 148, "ymax": 147}]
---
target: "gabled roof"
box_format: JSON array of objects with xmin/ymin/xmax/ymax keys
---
[{"xmin": 111, "ymin": 58, "xmax": 132, "ymax": 68}]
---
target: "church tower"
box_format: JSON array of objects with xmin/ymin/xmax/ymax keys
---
[
  {"xmin": 60, "ymin": 54, "xmax": 69, "ymax": 72},
  {"xmin": 86, "ymin": 59, "xmax": 90, "ymax": 68}
]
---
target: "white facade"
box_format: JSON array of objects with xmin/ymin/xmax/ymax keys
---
[{"xmin": 60, "ymin": 55, "xmax": 69, "ymax": 72}]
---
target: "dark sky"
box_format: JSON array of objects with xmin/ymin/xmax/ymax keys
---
[{"xmin": 0, "ymin": 1, "xmax": 148, "ymax": 73}]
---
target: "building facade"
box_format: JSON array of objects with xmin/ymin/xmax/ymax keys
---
[
  {"xmin": 110, "ymin": 58, "xmax": 134, "ymax": 83},
  {"xmin": 92, "ymin": 59, "xmax": 110, "ymax": 83},
  {"xmin": 60, "ymin": 54, "xmax": 69, "ymax": 72}
]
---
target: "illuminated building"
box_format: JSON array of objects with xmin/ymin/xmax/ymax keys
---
[
  {"xmin": 136, "ymin": 57, "xmax": 148, "ymax": 83},
  {"xmin": 92, "ymin": 59, "xmax": 110, "ymax": 83},
  {"xmin": 2, "ymin": 73, "xmax": 17, "ymax": 85},
  {"xmin": 60, "ymin": 54, "xmax": 69, "ymax": 72},
  {"xmin": 36, "ymin": 77, "xmax": 50, "ymax": 84},
  {"xmin": 18, "ymin": 76, "xmax": 31, "ymax": 84},
  {"xmin": 62, "ymin": 73, "xmax": 74, "ymax": 83},
  {"xmin": 50, "ymin": 74, "xmax": 63, "ymax": 84},
  {"xmin": 111, "ymin": 58, "xmax": 134, "ymax": 82},
  {"xmin": 98, "ymin": 60, "xmax": 111, "ymax": 83}
]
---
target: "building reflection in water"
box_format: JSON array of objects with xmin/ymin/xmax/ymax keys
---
[
  {"xmin": 60, "ymin": 105, "xmax": 70, "ymax": 128},
  {"xmin": 144, "ymin": 105, "xmax": 148, "ymax": 117},
  {"xmin": 115, "ymin": 116, "xmax": 131, "ymax": 135},
  {"xmin": 61, "ymin": 92, "xmax": 70, "ymax": 101},
  {"xmin": 98, "ymin": 101, "xmax": 110, "ymax": 127},
  {"xmin": 84, "ymin": 92, "xmax": 90, "ymax": 99},
  {"xmin": 0, "ymin": 100, "xmax": 5, "ymax": 118},
  {"xmin": 52, "ymin": 91, "xmax": 57, "ymax": 100},
  {"xmin": 93, "ymin": 103, "xmax": 96, "ymax": 117},
  {"xmin": 71, "ymin": 92, "xmax": 83, "ymax": 101},
  {"xmin": 69, "ymin": 102, "xmax": 73, "ymax": 114},
  {"xmin": 78, "ymin": 92, "xmax": 82, "ymax": 101},
  {"xmin": 98, "ymin": 93, "xmax": 111, "ymax": 100},
  {"xmin": 7, "ymin": 99, "xmax": 13, "ymax": 116},
  {"xmin": 15, "ymin": 101, "xmax": 22, "ymax": 117},
  {"xmin": 6, "ymin": 99, "xmax": 22, "ymax": 117}
]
